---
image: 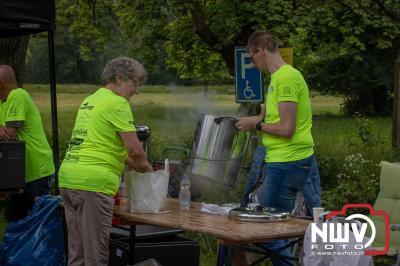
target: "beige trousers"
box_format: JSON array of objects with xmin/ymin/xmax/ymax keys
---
[{"xmin": 60, "ymin": 188, "xmax": 114, "ymax": 266}]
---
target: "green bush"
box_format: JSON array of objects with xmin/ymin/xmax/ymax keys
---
[
  {"xmin": 322, "ymin": 153, "xmax": 380, "ymax": 212},
  {"xmin": 320, "ymin": 114, "xmax": 397, "ymax": 212}
]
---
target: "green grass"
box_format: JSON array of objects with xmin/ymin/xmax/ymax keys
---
[
  {"xmin": 25, "ymin": 83, "xmax": 235, "ymax": 94},
  {"xmin": 27, "ymin": 83, "xmax": 344, "ymax": 161},
  {"xmin": 1, "ymin": 84, "xmax": 397, "ymax": 266}
]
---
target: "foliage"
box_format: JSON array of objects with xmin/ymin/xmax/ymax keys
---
[
  {"xmin": 322, "ymin": 153, "xmax": 380, "ymax": 212},
  {"xmin": 56, "ymin": 0, "xmax": 117, "ymax": 61},
  {"xmin": 321, "ymin": 114, "xmax": 397, "ymax": 212},
  {"xmin": 22, "ymin": 0, "xmax": 400, "ymax": 109},
  {"xmin": 25, "ymin": 32, "xmax": 107, "ymax": 84},
  {"xmin": 164, "ymin": 20, "xmax": 230, "ymax": 82},
  {"xmin": 354, "ymin": 113, "xmax": 379, "ymax": 144},
  {"xmin": 115, "ymin": 0, "xmax": 301, "ymax": 80},
  {"xmin": 314, "ymin": 153, "xmax": 340, "ymax": 189},
  {"xmin": 116, "ymin": 0, "xmax": 400, "ymax": 114},
  {"xmin": 25, "ymin": 0, "xmax": 132, "ymax": 84},
  {"xmin": 296, "ymin": 0, "xmax": 400, "ymax": 115}
]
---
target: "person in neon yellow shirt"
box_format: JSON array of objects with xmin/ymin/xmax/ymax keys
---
[
  {"xmin": 0, "ymin": 64, "xmax": 54, "ymax": 222},
  {"xmin": 59, "ymin": 57, "xmax": 152, "ymax": 266},
  {"xmin": 235, "ymin": 31, "xmax": 321, "ymax": 266}
]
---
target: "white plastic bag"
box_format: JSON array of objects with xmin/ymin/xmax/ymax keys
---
[{"xmin": 125, "ymin": 166, "xmax": 169, "ymax": 213}]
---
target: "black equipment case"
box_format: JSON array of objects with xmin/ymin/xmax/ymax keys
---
[{"xmin": 0, "ymin": 141, "xmax": 25, "ymax": 190}]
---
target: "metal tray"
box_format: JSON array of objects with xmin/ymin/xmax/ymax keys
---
[{"xmin": 229, "ymin": 207, "xmax": 291, "ymax": 222}]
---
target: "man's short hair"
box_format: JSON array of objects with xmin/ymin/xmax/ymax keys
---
[
  {"xmin": 0, "ymin": 64, "xmax": 17, "ymax": 85},
  {"xmin": 246, "ymin": 31, "xmax": 279, "ymax": 53}
]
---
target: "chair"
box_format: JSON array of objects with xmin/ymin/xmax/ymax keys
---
[{"xmin": 370, "ymin": 161, "xmax": 400, "ymax": 265}]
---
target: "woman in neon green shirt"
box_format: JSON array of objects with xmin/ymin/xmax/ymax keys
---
[{"xmin": 59, "ymin": 57, "xmax": 152, "ymax": 266}]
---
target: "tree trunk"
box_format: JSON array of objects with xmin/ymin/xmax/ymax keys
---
[
  {"xmin": 0, "ymin": 36, "xmax": 30, "ymax": 87},
  {"xmin": 393, "ymin": 58, "xmax": 400, "ymax": 148},
  {"xmin": 189, "ymin": 2, "xmax": 250, "ymax": 75}
]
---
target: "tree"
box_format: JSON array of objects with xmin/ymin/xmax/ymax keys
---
[
  {"xmin": 54, "ymin": 0, "xmax": 310, "ymax": 83},
  {"xmin": 54, "ymin": 0, "xmax": 400, "ymax": 114},
  {"xmin": 295, "ymin": 0, "xmax": 400, "ymax": 115},
  {"xmin": 0, "ymin": 36, "xmax": 30, "ymax": 86},
  {"xmin": 117, "ymin": 0, "xmax": 400, "ymax": 114},
  {"xmin": 116, "ymin": 0, "xmax": 301, "ymax": 79},
  {"xmin": 53, "ymin": 0, "xmax": 180, "ymax": 84}
]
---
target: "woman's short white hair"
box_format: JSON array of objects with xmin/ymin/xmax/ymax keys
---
[{"xmin": 101, "ymin": 57, "xmax": 147, "ymax": 85}]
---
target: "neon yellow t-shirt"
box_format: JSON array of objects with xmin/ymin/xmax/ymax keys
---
[
  {"xmin": 262, "ymin": 64, "xmax": 314, "ymax": 162},
  {"xmin": 58, "ymin": 88, "xmax": 136, "ymax": 196},
  {"xmin": 0, "ymin": 88, "xmax": 55, "ymax": 182}
]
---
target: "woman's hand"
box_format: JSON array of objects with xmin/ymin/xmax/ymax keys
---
[{"xmin": 125, "ymin": 157, "xmax": 153, "ymax": 172}]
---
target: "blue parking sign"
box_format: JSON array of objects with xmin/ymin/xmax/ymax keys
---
[{"xmin": 234, "ymin": 47, "xmax": 264, "ymax": 103}]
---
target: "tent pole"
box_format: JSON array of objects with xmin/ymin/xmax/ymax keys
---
[{"xmin": 48, "ymin": 29, "xmax": 60, "ymax": 194}]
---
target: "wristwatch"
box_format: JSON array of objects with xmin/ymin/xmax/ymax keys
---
[{"xmin": 255, "ymin": 121, "xmax": 263, "ymax": 131}]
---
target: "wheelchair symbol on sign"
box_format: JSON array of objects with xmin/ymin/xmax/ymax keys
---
[{"xmin": 244, "ymin": 80, "xmax": 255, "ymax": 99}]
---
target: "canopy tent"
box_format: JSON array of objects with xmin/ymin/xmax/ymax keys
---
[{"xmin": 0, "ymin": 0, "xmax": 59, "ymax": 192}]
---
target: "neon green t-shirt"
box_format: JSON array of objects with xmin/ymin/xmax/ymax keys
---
[
  {"xmin": 58, "ymin": 88, "xmax": 136, "ymax": 196},
  {"xmin": 0, "ymin": 88, "xmax": 54, "ymax": 182},
  {"xmin": 262, "ymin": 64, "xmax": 314, "ymax": 162}
]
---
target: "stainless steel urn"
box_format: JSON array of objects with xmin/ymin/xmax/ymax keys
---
[{"xmin": 189, "ymin": 114, "xmax": 246, "ymax": 185}]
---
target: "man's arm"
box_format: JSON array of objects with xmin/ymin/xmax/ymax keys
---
[
  {"xmin": 0, "ymin": 125, "xmax": 17, "ymax": 140},
  {"xmin": 0, "ymin": 126, "xmax": 11, "ymax": 140},
  {"xmin": 119, "ymin": 131, "xmax": 152, "ymax": 172},
  {"xmin": 5, "ymin": 121, "xmax": 23, "ymax": 140},
  {"xmin": 235, "ymin": 102, "xmax": 297, "ymax": 138}
]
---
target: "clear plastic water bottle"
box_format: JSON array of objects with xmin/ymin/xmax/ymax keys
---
[
  {"xmin": 179, "ymin": 178, "xmax": 191, "ymax": 210},
  {"xmin": 247, "ymin": 192, "xmax": 259, "ymax": 210}
]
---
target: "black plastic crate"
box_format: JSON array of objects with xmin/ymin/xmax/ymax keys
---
[
  {"xmin": 109, "ymin": 233, "xmax": 200, "ymax": 266},
  {"xmin": 0, "ymin": 141, "xmax": 25, "ymax": 190}
]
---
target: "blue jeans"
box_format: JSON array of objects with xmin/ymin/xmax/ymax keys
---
[
  {"xmin": 5, "ymin": 174, "xmax": 53, "ymax": 222},
  {"xmin": 302, "ymin": 158, "xmax": 321, "ymax": 212},
  {"xmin": 241, "ymin": 147, "xmax": 321, "ymax": 211},
  {"xmin": 261, "ymin": 155, "xmax": 320, "ymax": 266},
  {"xmin": 240, "ymin": 146, "xmax": 266, "ymax": 207}
]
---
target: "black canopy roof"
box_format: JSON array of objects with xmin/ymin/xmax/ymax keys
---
[{"xmin": 0, "ymin": 0, "xmax": 55, "ymax": 37}]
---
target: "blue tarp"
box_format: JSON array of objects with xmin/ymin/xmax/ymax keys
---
[{"xmin": 0, "ymin": 195, "xmax": 65, "ymax": 266}]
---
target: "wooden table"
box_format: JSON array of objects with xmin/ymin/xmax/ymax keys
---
[{"xmin": 117, "ymin": 198, "xmax": 311, "ymax": 265}]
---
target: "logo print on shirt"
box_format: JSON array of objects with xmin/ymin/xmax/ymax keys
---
[
  {"xmin": 268, "ymin": 86, "xmax": 274, "ymax": 93},
  {"xmin": 7, "ymin": 106, "xmax": 18, "ymax": 117},
  {"xmin": 282, "ymin": 86, "xmax": 292, "ymax": 96},
  {"xmin": 67, "ymin": 137, "xmax": 84, "ymax": 153},
  {"xmin": 79, "ymin": 102, "xmax": 94, "ymax": 119}
]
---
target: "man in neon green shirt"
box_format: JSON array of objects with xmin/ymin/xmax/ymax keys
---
[
  {"xmin": 59, "ymin": 57, "xmax": 152, "ymax": 266},
  {"xmin": 0, "ymin": 64, "xmax": 54, "ymax": 222},
  {"xmin": 235, "ymin": 31, "xmax": 321, "ymax": 266}
]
